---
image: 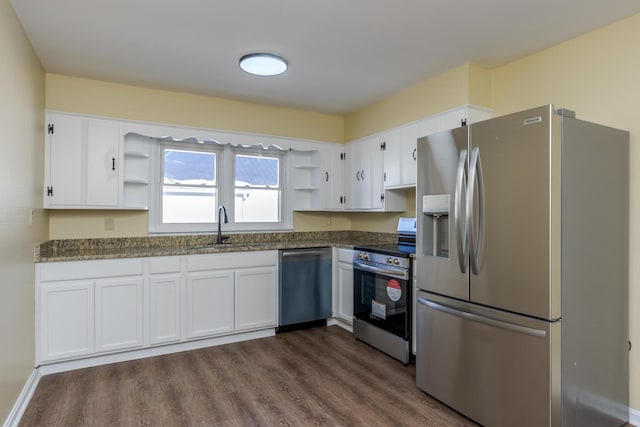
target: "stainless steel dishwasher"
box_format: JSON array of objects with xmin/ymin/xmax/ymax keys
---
[{"xmin": 278, "ymin": 247, "xmax": 332, "ymax": 332}]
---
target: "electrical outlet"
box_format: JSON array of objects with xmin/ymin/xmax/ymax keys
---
[{"xmin": 104, "ymin": 218, "xmax": 115, "ymax": 231}]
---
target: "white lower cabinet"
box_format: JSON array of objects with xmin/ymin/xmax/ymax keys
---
[
  {"xmin": 148, "ymin": 274, "xmax": 182, "ymax": 346},
  {"xmin": 186, "ymin": 251, "xmax": 278, "ymax": 338},
  {"xmin": 148, "ymin": 256, "xmax": 182, "ymax": 346},
  {"xmin": 39, "ymin": 281, "xmax": 94, "ymax": 362},
  {"xmin": 95, "ymin": 277, "xmax": 144, "ymax": 353},
  {"xmin": 186, "ymin": 270, "xmax": 235, "ymax": 338},
  {"xmin": 335, "ymin": 248, "xmax": 354, "ymax": 324},
  {"xmin": 235, "ymin": 266, "xmax": 277, "ymax": 331},
  {"xmin": 35, "ymin": 251, "xmax": 280, "ymax": 365}
]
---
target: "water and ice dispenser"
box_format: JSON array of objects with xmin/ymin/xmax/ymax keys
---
[{"xmin": 422, "ymin": 194, "xmax": 450, "ymax": 258}]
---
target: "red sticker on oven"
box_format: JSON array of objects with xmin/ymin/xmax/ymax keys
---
[{"xmin": 387, "ymin": 279, "xmax": 402, "ymax": 302}]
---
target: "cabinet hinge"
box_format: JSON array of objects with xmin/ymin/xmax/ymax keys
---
[
  {"xmin": 380, "ymin": 141, "xmax": 386, "ymax": 151},
  {"xmin": 461, "ymin": 118, "xmax": 467, "ymax": 127},
  {"xmin": 47, "ymin": 124, "xmax": 54, "ymax": 134},
  {"xmin": 380, "ymin": 193, "xmax": 385, "ymax": 202},
  {"xmin": 340, "ymin": 152, "xmax": 345, "ymax": 160},
  {"xmin": 47, "ymin": 186, "xmax": 53, "ymax": 197}
]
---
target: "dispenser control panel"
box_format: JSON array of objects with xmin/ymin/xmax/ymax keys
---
[{"xmin": 422, "ymin": 194, "xmax": 449, "ymax": 214}]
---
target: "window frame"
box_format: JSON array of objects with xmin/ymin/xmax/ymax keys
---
[
  {"xmin": 149, "ymin": 140, "xmax": 291, "ymax": 234},
  {"xmin": 231, "ymin": 147, "xmax": 285, "ymax": 226}
]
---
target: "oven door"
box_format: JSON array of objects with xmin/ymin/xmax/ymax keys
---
[{"xmin": 353, "ymin": 259, "xmax": 410, "ymax": 339}]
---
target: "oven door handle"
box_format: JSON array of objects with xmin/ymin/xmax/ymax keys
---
[{"xmin": 353, "ymin": 259, "xmax": 409, "ymax": 280}]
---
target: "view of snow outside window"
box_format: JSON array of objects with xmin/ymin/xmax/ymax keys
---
[
  {"xmin": 162, "ymin": 149, "xmax": 280, "ymax": 224},
  {"xmin": 162, "ymin": 149, "xmax": 217, "ymax": 223},
  {"xmin": 235, "ymin": 154, "xmax": 280, "ymax": 223}
]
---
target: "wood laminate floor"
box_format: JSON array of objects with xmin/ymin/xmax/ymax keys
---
[{"xmin": 21, "ymin": 326, "xmax": 478, "ymax": 426}]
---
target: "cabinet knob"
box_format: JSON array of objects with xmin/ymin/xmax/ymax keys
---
[
  {"xmin": 356, "ymin": 170, "xmax": 360, "ymax": 181},
  {"xmin": 325, "ymin": 171, "xmax": 329, "ymax": 182},
  {"xmin": 361, "ymin": 169, "xmax": 365, "ymax": 180},
  {"xmin": 112, "ymin": 157, "xmax": 116, "ymax": 171},
  {"xmin": 412, "ymin": 148, "xmax": 417, "ymax": 161}
]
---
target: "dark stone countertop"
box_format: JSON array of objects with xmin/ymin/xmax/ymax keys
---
[{"xmin": 35, "ymin": 231, "xmax": 398, "ymax": 262}]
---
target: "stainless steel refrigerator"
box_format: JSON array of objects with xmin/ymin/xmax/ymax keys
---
[{"xmin": 415, "ymin": 105, "xmax": 629, "ymax": 427}]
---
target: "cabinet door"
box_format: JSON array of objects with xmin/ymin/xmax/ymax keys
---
[
  {"xmin": 46, "ymin": 114, "xmax": 84, "ymax": 206},
  {"xmin": 148, "ymin": 274, "xmax": 181, "ymax": 345},
  {"xmin": 384, "ymin": 124, "xmax": 418, "ymax": 189},
  {"xmin": 186, "ymin": 270, "xmax": 235, "ymax": 338},
  {"xmin": 45, "ymin": 113, "xmax": 120, "ymax": 208},
  {"xmin": 338, "ymin": 261, "xmax": 354, "ymax": 324},
  {"xmin": 383, "ymin": 128, "xmax": 403, "ymax": 188},
  {"xmin": 39, "ymin": 281, "xmax": 94, "ymax": 362},
  {"xmin": 346, "ymin": 136, "xmax": 383, "ymax": 209},
  {"xmin": 345, "ymin": 141, "xmax": 363, "ymax": 209},
  {"xmin": 400, "ymin": 124, "xmax": 419, "ymax": 187},
  {"xmin": 95, "ymin": 277, "xmax": 144, "ymax": 353},
  {"xmin": 235, "ymin": 266, "xmax": 277, "ymax": 331},
  {"xmin": 86, "ymin": 119, "xmax": 119, "ymax": 206},
  {"xmin": 319, "ymin": 145, "xmax": 344, "ymax": 210}
]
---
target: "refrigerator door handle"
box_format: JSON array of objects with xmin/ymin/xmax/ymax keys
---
[
  {"xmin": 417, "ymin": 297, "xmax": 546, "ymax": 338},
  {"xmin": 467, "ymin": 147, "xmax": 485, "ymax": 275},
  {"xmin": 454, "ymin": 149, "xmax": 468, "ymax": 274}
]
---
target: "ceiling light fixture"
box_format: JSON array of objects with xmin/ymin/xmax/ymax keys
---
[{"xmin": 239, "ymin": 53, "xmax": 288, "ymax": 76}]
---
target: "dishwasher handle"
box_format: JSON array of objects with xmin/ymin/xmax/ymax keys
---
[{"xmin": 280, "ymin": 248, "xmax": 331, "ymax": 257}]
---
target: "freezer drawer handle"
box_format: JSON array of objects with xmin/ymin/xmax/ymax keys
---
[{"xmin": 417, "ymin": 297, "xmax": 546, "ymax": 338}]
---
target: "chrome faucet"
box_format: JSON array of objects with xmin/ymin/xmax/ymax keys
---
[{"xmin": 217, "ymin": 205, "xmax": 229, "ymax": 244}]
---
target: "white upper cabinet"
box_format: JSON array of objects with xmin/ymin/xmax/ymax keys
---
[
  {"xmin": 319, "ymin": 144, "xmax": 345, "ymax": 210},
  {"xmin": 383, "ymin": 123, "xmax": 419, "ymax": 189},
  {"xmin": 290, "ymin": 143, "xmax": 344, "ymax": 211},
  {"xmin": 345, "ymin": 135, "xmax": 384, "ymax": 210},
  {"xmin": 44, "ymin": 112, "xmax": 120, "ymax": 208}
]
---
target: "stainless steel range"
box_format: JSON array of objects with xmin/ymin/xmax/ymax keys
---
[{"xmin": 352, "ymin": 218, "xmax": 415, "ymax": 364}]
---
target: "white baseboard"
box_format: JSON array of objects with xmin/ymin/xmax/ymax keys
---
[
  {"xmin": 328, "ymin": 317, "xmax": 353, "ymax": 332},
  {"xmin": 2, "ymin": 369, "xmax": 41, "ymax": 427},
  {"xmin": 38, "ymin": 328, "xmax": 275, "ymax": 376},
  {"xmin": 630, "ymin": 406, "xmax": 640, "ymax": 426}
]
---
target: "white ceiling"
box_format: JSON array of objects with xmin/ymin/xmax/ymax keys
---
[{"xmin": 10, "ymin": 0, "xmax": 640, "ymax": 115}]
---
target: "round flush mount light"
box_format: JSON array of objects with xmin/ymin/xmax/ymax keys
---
[{"xmin": 239, "ymin": 53, "xmax": 288, "ymax": 76}]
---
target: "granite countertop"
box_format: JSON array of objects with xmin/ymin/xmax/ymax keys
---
[{"xmin": 35, "ymin": 231, "xmax": 398, "ymax": 262}]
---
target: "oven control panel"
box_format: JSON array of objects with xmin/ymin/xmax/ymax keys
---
[{"xmin": 354, "ymin": 251, "xmax": 410, "ymax": 269}]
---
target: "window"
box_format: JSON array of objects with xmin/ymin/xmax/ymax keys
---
[
  {"xmin": 234, "ymin": 153, "xmax": 281, "ymax": 223},
  {"xmin": 151, "ymin": 141, "xmax": 289, "ymax": 233},
  {"xmin": 162, "ymin": 148, "xmax": 218, "ymax": 224}
]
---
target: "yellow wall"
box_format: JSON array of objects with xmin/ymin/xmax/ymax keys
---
[
  {"xmin": 489, "ymin": 12, "xmax": 640, "ymax": 410},
  {"xmin": 344, "ymin": 62, "xmax": 492, "ymax": 141},
  {"xmin": 46, "ymin": 74, "xmax": 345, "ymax": 143},
  {"xmin": 45, "ymin": 74, "xmax": 349, "ymax": 238},
  {"xmin": 45, "ymin": 69, "xmax": 434, "ymax": 237},
  {"xmin": 0, "ymin": 0, "xmax": 47, "ymax": 422}
]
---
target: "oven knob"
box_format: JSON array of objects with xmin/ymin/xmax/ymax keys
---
[
  {"xmin": 393, "ymin": 258, "xmax": 400, "ymax": 265},
  {"xmin": 363, "ymin": 253, "xmax": 369, "ymax": 261},
  {"xmin": 387, "ymin": 257, "xmax": 393, "ymax": 264}
]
